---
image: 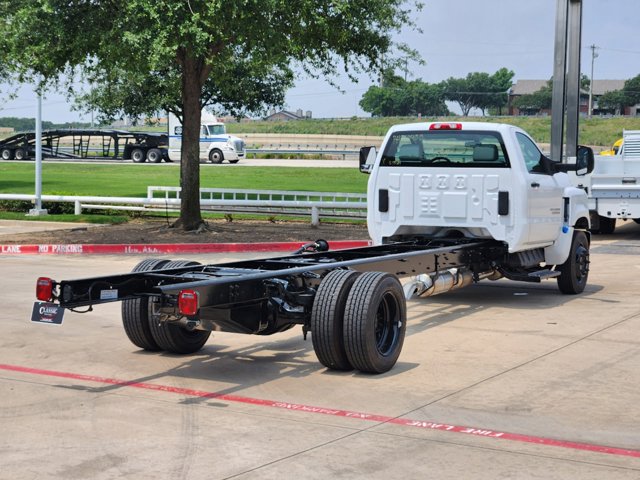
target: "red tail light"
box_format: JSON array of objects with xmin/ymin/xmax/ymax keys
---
[
  {"xmin": 178, "ymin": 289, "xmax": 199, "ymax": 316},
  {"xmin": 430, "ymin": 122, "xmax": 462, "ymax": 130},
  {"xmin": 36, "ymin": 277, "xmax": 55, "ymax": 302}
]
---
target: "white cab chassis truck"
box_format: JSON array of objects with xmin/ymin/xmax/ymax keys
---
[
  {"xmin": 167, "ymin": 112, "xmax": 245, "ymax": 163},
  {"xmin": 33, "ymin": 122, "xmax": 594, "ymax": 374},
  {"xmin": 583, "ymin": 130, "xmax": 640, "ymax": 234}
]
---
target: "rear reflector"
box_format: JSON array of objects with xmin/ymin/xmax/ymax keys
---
[
  {"xmin": 36, "ymin": 277, "xmax": 54, "ymax": 302},
  {"xmin": 430, "ymin": 122, "xmax": 462, "ymax": 130},
  {"xmin": 178, "ymin": 289, "xmax": 199, "ymax": 316}
]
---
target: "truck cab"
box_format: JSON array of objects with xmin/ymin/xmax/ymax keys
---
[
  {"xmin": 167, "ymin": 111, "xmax": 245, "ymax": 163},
  {"xmin": 361, "ymin": 122, "xmax": 592, "ymax": 263}
]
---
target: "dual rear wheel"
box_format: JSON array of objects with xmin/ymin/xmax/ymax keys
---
[
  {"xmin": 311, "ymin": 270, "xmax": 407, "ymax": 374},
  {"xmin": 121, "ymin": 259, "xmax": 210, "ymax": 354}
]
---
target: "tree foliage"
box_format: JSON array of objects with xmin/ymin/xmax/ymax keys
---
[
  {"xmin": 0, "ymin": 0, "xmax": 420, "ymax": 230},
  {"xmin": 623, "ymin": 74, "xmax": 640, "ymax": 106},
  {"xmin": 597, "ymin": 90, "xmax": 627, "ymax": 114},
  {"xmin": 513, "ymin": 75, "xmax": 591, "ymax": 115},
  {"xmin": 359, "ymin": 70, "xmax": 448, "ymax": 117},
  {"xmin": 441, "ymin": 68, "xmax": 514, "ymax": 116}
]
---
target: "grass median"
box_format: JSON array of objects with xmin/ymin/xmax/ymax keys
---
[
  {"xmin": 0, "ymin": 163, "xmax": 367, "ymax": 197},
  {"xmin": 0, "ymin": 162, "xmax": 368, "ymax": 224}
]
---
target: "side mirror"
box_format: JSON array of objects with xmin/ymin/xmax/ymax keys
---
[
  {"xmin": 576, "ymin": 145, "xmax": 595, "ymax": 176},
  {"xmin": 359, "ymin": 146, "xmax": 377, "ymax": 174},
  {"xmin": 553, "ymin": 146, "xmax": 595, "ymax": 176}
]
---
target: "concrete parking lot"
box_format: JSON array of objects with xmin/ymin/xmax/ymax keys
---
[{"xmin": 1, "ymin": 224, "xmax": 639, "ymax": 479}]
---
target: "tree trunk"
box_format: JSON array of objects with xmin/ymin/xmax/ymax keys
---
[{"xmin": 177, "ymin": 56, "xmax": 205, "ymax": 231}]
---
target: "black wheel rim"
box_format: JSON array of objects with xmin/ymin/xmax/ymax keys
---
[
  {"xmin": 575, "ymin": 244, "xmax": 589, "ymax": 281},
  {"xmin": 375, "ymin": 292, "xmax": 400, "ymax": 356}
]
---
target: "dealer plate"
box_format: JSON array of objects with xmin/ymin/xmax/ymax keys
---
[{"xmin": 31, "ymin": 302, "xmax": 65, "ymax": 325}]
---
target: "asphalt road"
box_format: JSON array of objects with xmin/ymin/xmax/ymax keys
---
[
  {"xmin": 1, "ymin": 224, "xmax": 640, "ymax": 479},
  {"xmin": 2, "ymin": 157, "xmax": 359, "ymax": 168}
]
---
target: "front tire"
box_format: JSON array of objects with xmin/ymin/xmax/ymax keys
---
[
  {"xmin": 148, "ymin": 260, "xmax": 211, "ymax": 354},
  {"xmin": 311, "ymin": 270, "xmax": 360, "ymax": 371},
  {"xmin": 344, "ymin": 272, "xmax": 407, "ymax": 374},
  {"xmin": 208, "ymin": 149, "xmax": 224, "ymax": 164},
  {"xmin": 122, "ymin": 258, "xmax": 171, "ymax": 351},
  {"xmin": 557, "ymin": 231, "xmax": 590, "ymax": 294}
]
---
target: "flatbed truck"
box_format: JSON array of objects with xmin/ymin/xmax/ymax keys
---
[
  {"xmin": 32, "ymin": 122, "xmax": 594, "ymax": 374},
  {"xmin": 584, "ymin": 130, "xmax": 640, "ymax": 234}
]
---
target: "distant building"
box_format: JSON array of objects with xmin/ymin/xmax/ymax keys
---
[
  {"xmin": 264, "ymin": 108, "xmax": 312, "ymax": 121},
  {"xmin": 508, "ymin": 79, "xmax": 633, "ymax": 116}
]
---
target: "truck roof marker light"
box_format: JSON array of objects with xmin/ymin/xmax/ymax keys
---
[
  {"xmin": 430, "ymin": 123, "xmax": 462, "ymax": 130},
  {"xmin": 178, "ymin": 290, "xmax": 199, "ymax": 316},
  {"xmin": 36, "ymin": 277, "xmax": 55, "ymax": 302}
]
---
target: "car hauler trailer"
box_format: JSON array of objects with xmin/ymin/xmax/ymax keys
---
[
  {"xmin": 0, "ymin": 129, "xmax": 169, "ymax": 162},
  {"xmin": 33, "ymin": 122, "xmax": 594, "ymax": 374}
]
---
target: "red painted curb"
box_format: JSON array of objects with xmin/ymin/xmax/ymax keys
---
[{"xmin": 0, "ymin": 240, "xmax": 370, "ymax": 255}]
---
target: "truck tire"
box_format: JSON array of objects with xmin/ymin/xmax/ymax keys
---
[
  {"xmin": 311, "ymin": 270, "xmax": 361, "ymax": 371},
  {"xmin": 131, "ymin": 148, "xmax": 146, "ymax": 163},
  {"xmin": 343, "ymin": 272, "xmax": 407, "ymax": 374},
  {"xmin": 635, "ymin": 219, "xmax": 640, "ymax": 225},
  {"xmin": 208, "ymin": 149, "xmax": 224, "ymax": 164},
  {"xmin": 146, "ymin": 148, "xmax": 163, "ymax": 163},
  {"xmin": 596, "ymin": 215, "xmax": 616, "ymax": 234},
  {"xmin": 14, "ymin": 148, "xmax": 27, "ymax": 160},
  {"xmin": 557, "ymin": 231, "xmax": 589, "ymax": 294},
  {"xmin": 229, "ymin": 159, "xmax": 239, "ymax": 164},
  {"xmin": 121, "ymin": 258, "xmax": 171, "ymax": 351},
  {"xmin": 148, "ymin": 260, "xmax": 211, "ymax": 354},
  {"xmin": 1, "ymin": 148, "xmax": 13, "ymax": 160}
]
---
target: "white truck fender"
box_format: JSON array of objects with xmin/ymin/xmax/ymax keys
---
[{"xmin": 544, "ymin": 187, "xmax": 590, "ymax": 265}]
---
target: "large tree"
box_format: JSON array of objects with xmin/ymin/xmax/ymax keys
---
[
  {"xmin": 0, "ymin": 0, "xmax": 419, "ymax": 231},
  {"xmin": 359, "ymin": 68, "xmax": 447, "ymax": 117},
  {"xmin": 441, "ymin": 68, "xmax": 514, "ymax": 116}
]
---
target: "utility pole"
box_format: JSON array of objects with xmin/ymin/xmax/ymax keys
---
[
  {"xmin": 28, "ymin": 86, "xmax": 47, "ymax": 216},
  {"xmin": 588, "ymin": 44, "xmax": 599, "ymax": 118}
]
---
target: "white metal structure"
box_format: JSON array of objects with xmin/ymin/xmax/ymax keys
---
[
  {"xmin": 167, "ymin": 112, "xmax": 245, "ymax": 163},
  {"xmin": 585, "ymin": 130, "xmax": 640, "ymax": 233}
]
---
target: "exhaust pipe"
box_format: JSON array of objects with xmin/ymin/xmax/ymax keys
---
[{"xmin": 403, "ymin": 269, "xmax": 496, "ymax": 299}]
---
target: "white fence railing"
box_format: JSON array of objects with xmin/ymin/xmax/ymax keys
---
[{"xmin": 0, "ymin": 187, "xmax": 367, "ymax": 224}]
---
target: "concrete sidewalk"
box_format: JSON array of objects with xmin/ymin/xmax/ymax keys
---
[{"xmin": 0, "ymin": 219, "xmax": 97, "ymax": 237}]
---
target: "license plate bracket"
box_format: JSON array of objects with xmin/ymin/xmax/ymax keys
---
[{"xmin": 31, "ymin": 302, "xmax": 65, "ymax": 325}]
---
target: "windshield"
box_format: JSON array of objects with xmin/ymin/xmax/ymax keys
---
[
  {"xmin": 206, "ymin": 124, "xmax": 226, "ymax": 135},
  {"xmin": 380, "ymin": 130, "xmax": 509, "ymax": 168}
]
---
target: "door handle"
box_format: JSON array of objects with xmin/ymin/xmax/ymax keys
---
[{"xmin": 531, "ymin": 182, "xmax": 540, "ymax": 188}]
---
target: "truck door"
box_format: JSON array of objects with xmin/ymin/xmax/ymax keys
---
[{"xmin": 516, "ymin": 132, "xmax": 563, "ymax": 245}]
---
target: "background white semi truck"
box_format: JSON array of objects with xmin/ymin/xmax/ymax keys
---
[
  {"xmin": 584, "ymin": 130, "xmax": 640, "ymax": 234},
  {"xmin": 167, "ymin": 112, "xmax": 245, "ymax": 164}
]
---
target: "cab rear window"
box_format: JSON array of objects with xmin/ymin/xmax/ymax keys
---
[{"xmin": 380, "ymin": 130, "xmax": 510, "ymax": 168}]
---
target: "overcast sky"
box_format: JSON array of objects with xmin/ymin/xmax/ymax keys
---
[{"xmin": 2, "ymin": 0, "xmax": 639, "ymax": 122}]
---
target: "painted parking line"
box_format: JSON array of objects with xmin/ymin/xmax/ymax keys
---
[
  {"xmin": 1, "ymin": 363, "xmax": 638, "ymax": 459},
  {"xmin": 0, "ymin": 240, "xmax": 369, "ymax": 255}
]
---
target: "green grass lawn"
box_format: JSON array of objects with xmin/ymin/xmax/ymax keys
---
[{"xmin": 0, "ymin": 163, "xmax": 368, "ymax": 197}]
